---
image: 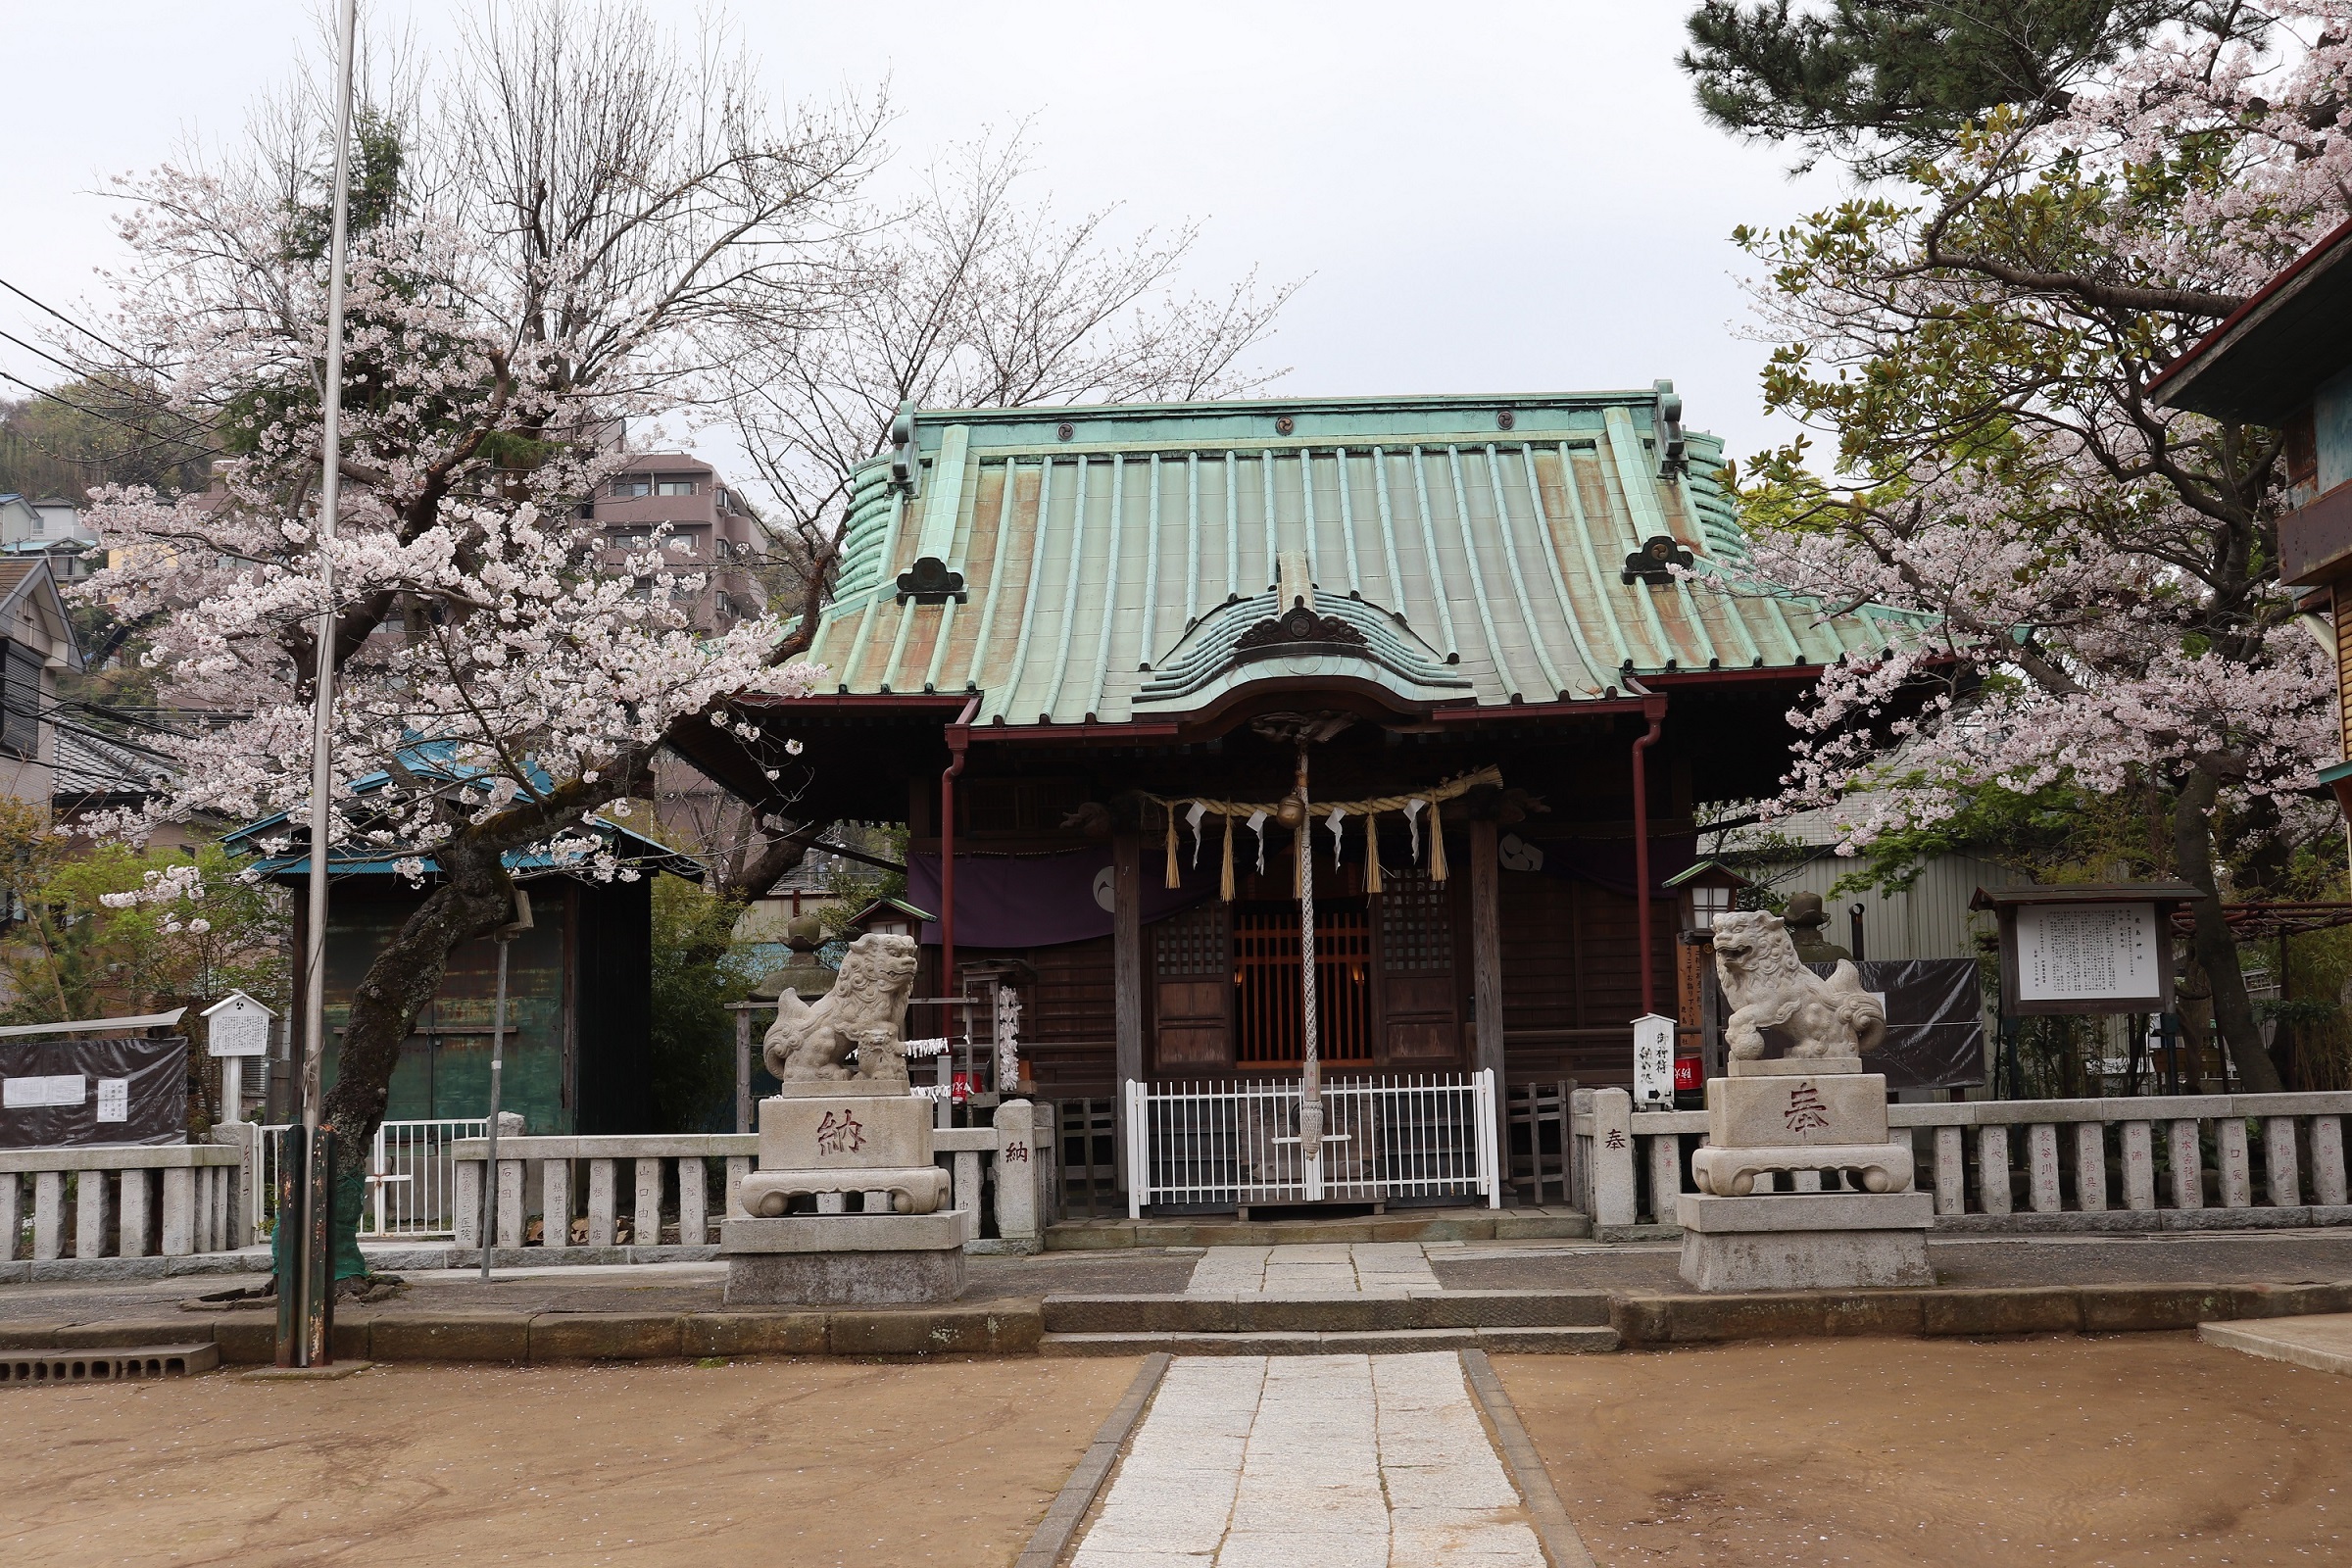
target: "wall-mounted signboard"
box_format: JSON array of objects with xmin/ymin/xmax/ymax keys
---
[{"xmin": 1972, "ymin": 882, "xmax": 2205, "ymax": 1017}]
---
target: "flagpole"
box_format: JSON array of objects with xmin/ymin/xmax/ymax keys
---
[{"xmin": 294, "ymin": 0, "xmax": 360, "ymax": 1365}]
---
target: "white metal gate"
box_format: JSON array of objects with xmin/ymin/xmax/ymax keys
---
[
  {"xmin": 1124, "ymin": 1071, "xmax": 1498, "ymax": 1217},
  {"xmin": 254, "ymin": 1118, "xmax": 485, "ymax": 1239}
]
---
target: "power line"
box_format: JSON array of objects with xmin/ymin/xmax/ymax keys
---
[
  {"xmin": 0, "ymin": 370, "xmax": 219, "ymax": 459},
  {"xmin": 0, "ymin": 327, "xmax": 93, "ymax": 385},
  {"xmin": 0, "ymin": 277, "xmax": 159, "ymax": 373},
  {"xmin": 0, "ymin": 328, "xmax": 212, "ymax": 445}
]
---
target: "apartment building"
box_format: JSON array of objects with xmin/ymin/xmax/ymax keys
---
[{"xmin": 584, "ymin": 453, "xmax": 771, "ymax": 631}]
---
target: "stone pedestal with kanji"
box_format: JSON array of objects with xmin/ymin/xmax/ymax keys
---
[
  {"xmin": 1677, "ymin": 1060, "xmax": 1932, "ymax": 1292},
  {"xmin": 719, "ymin": 1085, "xmax": 965, "ymax": 1304}
]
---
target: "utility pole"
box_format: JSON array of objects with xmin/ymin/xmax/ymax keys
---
[
  {"xmin": 280, "ymin": 0, "xmax": 359, "ymax": 1370},
  {"xmin": 479, "ymin": 891, "xmax": 533, "ymax": 1281}
]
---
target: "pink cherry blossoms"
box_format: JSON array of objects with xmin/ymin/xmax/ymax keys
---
[{"xmin": 1716, "ymin": 7, "xmax": 2352, "ymax": 858}]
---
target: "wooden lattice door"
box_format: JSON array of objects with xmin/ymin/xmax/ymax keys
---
[
  {"xmin": 1152, "ymin": 904, "xmax": 1231, "ymax": 1070},
  {"xmin": 1377, "ymin": 871, "xmax": 1461, "ymax": 1063},
  {"xmin": 1233, "ymin": 900, "xmax": 1374, "ymax": 1068}
]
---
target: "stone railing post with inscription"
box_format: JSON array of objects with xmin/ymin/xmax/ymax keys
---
[
  {"xmin": 450, "ymin": 1118, "xmax": 1041, "ymax": 1260},
  {"xmin": 1582, "ymin": 1091, "xmax": 2352, "ymax": 1237}
]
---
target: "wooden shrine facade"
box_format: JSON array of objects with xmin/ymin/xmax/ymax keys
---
[{"xmin": 681, "ymin": 390, "xmax": 1929, "ymax": 1137}]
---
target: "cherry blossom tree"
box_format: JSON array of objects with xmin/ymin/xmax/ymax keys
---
[
  {"xmin": 726, "ymin": 125, "xmax": 1298, "ymax": 651},
  {"xmin": 65, "ymin": 2, "xmax": 875, "ymax": 1250},
  {"xmin": 1697, "ymin": 9, "xmax": 2352, "ymax": 1089},
  {"xmin": 704, "ymin": 125, "xmax": 1296, "ymax": 900}
]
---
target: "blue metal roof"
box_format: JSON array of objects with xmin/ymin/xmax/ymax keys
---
[{"xmin": 223, "ymin": 747, "xmax": 701, "ymax": 881}]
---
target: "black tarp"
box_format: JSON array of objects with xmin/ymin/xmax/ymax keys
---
[
  {"xmin": 0, "ymin": 1036, "xmax": 187, "ymax": 1148},
  {"xmin": 1803, "ymin": 959, "xmax": 1987, "ymax": 1091}
]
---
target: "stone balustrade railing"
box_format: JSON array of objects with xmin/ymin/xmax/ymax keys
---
[
  {"xmin": 1, "ymin": 1128, "xmax": 252, "ymax": 1262},
  {"xmin": 1571, "ymin": 1087, "xmax": 2352, "ymax": 1235},
  {"xmin": 452, "ymin": 1099, "xmax": 1049, "ymax": 1256}
]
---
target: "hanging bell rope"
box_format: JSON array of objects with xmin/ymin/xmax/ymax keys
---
[{"xmin": 1148, "ymin": 764, "xmax": 1500, "ymax": 894}]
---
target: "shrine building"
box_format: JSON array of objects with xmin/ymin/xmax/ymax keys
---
[{"xmin": 684, "ymin": 389, "xmax": 1917, "ymax": 1200}]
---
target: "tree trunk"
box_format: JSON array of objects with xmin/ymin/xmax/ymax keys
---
[
  {"xmin": 317, "ymin": 837, "xmax": 520, "ymax": 1227},
  {"xmin": 2174, "ymin": 768, "xmax": 2281, "ymax": 1093},
  {"xmin": 721, "ymin": 823, "xmax": 826, "ymax": 905},
  {"xmin": 2176, "ymin": 959, "xmax": 2217, "ymax": 1088}
]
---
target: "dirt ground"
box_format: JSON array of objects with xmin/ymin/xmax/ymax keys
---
[
  {"xmin": 0, "ymin": 1355, "xmax": 1140, "ymax": 1567},
  {"xmin": 1499, "ymin": 1333, "xmax": 2352, "ymax": 1567}
]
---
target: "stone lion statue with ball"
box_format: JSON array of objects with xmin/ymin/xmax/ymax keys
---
[
  {"xmin": 762, "ymin": 931, "xmax": 920, "ymax": 1088},
  {"xmin": 1708, "ymin": 909, "xmax": 1886, "ymax": 1061}
]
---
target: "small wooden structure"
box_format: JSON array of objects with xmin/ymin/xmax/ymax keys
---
[
  {"xmin": 226, "ymin": 773, "xmax": 698, "ymax": 1135},
  {"xmin": 2150, "ymin": 220, "xmax": 2352, "ymax": 818}
]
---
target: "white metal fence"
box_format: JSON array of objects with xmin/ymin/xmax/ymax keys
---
[
  {"xmin": 255, "ymin": 1118, "xmax": 485, "ymax": 1240},
  {"xmin": 1124, "ymin": 1071, "xmax": 1500, "ymax": 1217}
]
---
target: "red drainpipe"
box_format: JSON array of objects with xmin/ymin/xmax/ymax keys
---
[
  {"xmin": 1629, "ymin": 694, "xmax": 1669, "ymax": 1016},
  {"xmin": 939, "ymin": 696, "xmax": 980, "ymax": 999}
]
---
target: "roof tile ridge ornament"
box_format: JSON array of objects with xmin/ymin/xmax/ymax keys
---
[
  {"xmin": 1652, "ymin": 379, "xmax": 1688, "ymax": 478},
  {"xmin": 1623, "ymin": 534, "xmax": 1695, "ymax": 586},
  {"xmin": 1233, "ymin": 605, "xmax": 1370, "ymax": 654},
  {"xmin": 887, "ymin": 400, "xmax": 920, "ymax": 497},
  {"xmin": 895, "ymin": 557, "xmax": 967, "ymax": 606}
]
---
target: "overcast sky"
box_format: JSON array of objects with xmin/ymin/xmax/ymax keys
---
[{"xmin": 1, "ymin": 2, "xmax": 1849, "ymax": 480}]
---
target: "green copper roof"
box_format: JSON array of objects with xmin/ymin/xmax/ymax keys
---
[{"xmin": 806, "ymin": 389, "xmax": 1917, "ymax": 726}]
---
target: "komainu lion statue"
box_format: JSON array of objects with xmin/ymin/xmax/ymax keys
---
[
  {"xmin": 762, "ymin": 931, "xmax": 920, "ymax": 1088},
  {"xmin": 1709, "ymin": 909, "xmax": 1886, "ymax": 1061}
]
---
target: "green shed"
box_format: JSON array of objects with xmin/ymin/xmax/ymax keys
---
[{"xmin": 228, "ymin": 795, "xmax": 696, "ymax": 1136}]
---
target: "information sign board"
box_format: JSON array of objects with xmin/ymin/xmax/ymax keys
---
[
  {"xmin": 1978, "ymin": 885, "xmax": 2189, "ymax": 1016},
  {"xmin": 1632, "ymin": 1013, "xmax": 1676, "ymax": 1106},
  {"xmin": 2015, "ymin": 902, "xmax": 2163, "ymax": 1004},
  {"xmin": 203, "ymin": 991, "xmax": 273, "ymax": 1057}
]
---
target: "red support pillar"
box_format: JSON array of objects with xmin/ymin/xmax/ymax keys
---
[
  {"xmin": 939, "ymin": 698, "xmax": 979, "ymax": 1002},
  {"xmin": 1630, "ymin": 695, "xmax": 1669, "ymax": 1016}
]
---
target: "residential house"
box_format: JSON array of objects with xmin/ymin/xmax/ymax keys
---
[
  {"xmin": 0, "ymin": 494, "xmax": 99, "ymax": 582},
  {"xmin": 0, "ymin": 558, "xmax": 82, "ymax": 812}
]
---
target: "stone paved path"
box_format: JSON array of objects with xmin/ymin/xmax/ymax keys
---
[
  {"xmin": 1183, "ymin": 1242, "xmax": 1444, "ymax": 1296},
  {"xmin": 1070, "ymin": 1352, "xmax": 1546, "ymax": 1566}
]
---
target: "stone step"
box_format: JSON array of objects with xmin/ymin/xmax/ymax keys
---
[
  {"xmin": 1042, "ymin": 1289, "xmax": 1612, "ymax": 1335},
  {"xmin": 1044, "ymin": 1206, "xmax": 1592, "ymax": 1250},
  {"xmin": 1038, "ymin": 1325, "xmax": 1620, "ymax": 1357},
  {"xmin": 3, "ymin": 1342, "xmax": 220, "ymax": 1385}
]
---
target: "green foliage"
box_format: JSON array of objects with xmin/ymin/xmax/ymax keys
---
[
  {"xmin": 1815, "ymin": 773, "xmax": 2170, "ymax": 899},
  {"xmin": 0, "ymin": 377, "xmax": 213, "ymax": 498},
  {"xmin": 280, "ymin": 112, "xmax": 408, "ymax": 264},
  {"xmin": 646, "ymin": 873, "xmax": 758, "ymax": 1132},
  {"xmin": 2274, "ymin": 927, "xmax": 2352, "ymax": 1091},
  {"xmin": 1682, "ymin": 1, "xmax": 2217, "ymax": 175},
  {"xmin": 0, "ymin": 803, "xmax": 287, "ymax": 1026}
]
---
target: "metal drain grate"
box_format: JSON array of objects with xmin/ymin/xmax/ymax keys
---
[{"xmin": 2, "ymin": 1343, "xmax": 220, "ymax": 1385}]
